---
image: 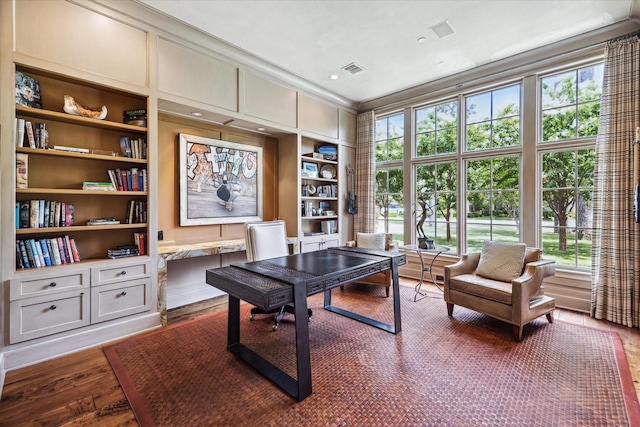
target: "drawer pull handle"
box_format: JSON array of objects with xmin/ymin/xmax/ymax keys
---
[
  {"xmin": 49, "ymin": 282, "xmax": 57, "ymax": 287},
  {"xmin": 120, "ymin": 291, "xmax": 127, "ymax": 296},
  {"xmin": 120, "ymin": 271, "xmax": 127, "ymax": 276},
  {"xmin": 49, "ymin": 305, "xmax": 57, "ymax": 310}
]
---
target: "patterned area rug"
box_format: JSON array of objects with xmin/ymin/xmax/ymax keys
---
[{"xmin": 104, "ymin": 286, "xmax": 640, "ymax": 427}]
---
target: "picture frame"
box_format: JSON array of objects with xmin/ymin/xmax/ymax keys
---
[
  {"xmin": 302, "ymin": 161, "xmax": 319, "ymax": 178},
  {"xmin": 179, "ymin": 133, "xmax": 263, "ymax": 226}
]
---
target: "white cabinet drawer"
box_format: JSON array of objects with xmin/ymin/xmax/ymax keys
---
[
  {"xmin": 91, "ymin": 278, "xmax": 151, "ymax": 323},
  {"xmin": 10, "ymin": 290, "xmax": 90, "ymax": 343},
  {"xmin": 92, "ymin": 260, "xmax": 150, "ymax": 285},
  {"xmin": 10, "ymin": 270, "xmax": 90, "ymax": 301}
]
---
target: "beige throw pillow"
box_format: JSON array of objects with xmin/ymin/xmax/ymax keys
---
[
  {"xmin": 475, "ymin": 240, "xmax": 526, "ymax": 282},
  {"xmin": 357, "ymin": 232, "xmax": 386, "ymax": 250}
]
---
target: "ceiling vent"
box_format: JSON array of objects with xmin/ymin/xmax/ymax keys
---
[
  {"xmin": 430, "ymin": 21, "xmax": 454, "ymax": 39},
  {"xmin": 342, "ymin": 62, "xmax": 366, "ymax": 74}
]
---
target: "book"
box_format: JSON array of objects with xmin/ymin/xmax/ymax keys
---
[
  {"xmin": 16, "ymin": 152, "xmax": 28, "ymax": 189},
  {"xmin": 65, "ymin": 204, "xmax": 74, "ymax": 226},
  {"xmin": 38, "ymin": 199, "xmax": 45, "ymax": 228},
  {"xmin": 39, "ymin": 239, "xmax": 52, "ymax": 266},
  {"xmin": 19, "ymin": 200, "xmax": 30, "ymax": 228},
  {"xmin": 35, "ymin": 122, "xmax": 48, "ymax": 149},
  {"xmin": 82, "ymin": 181, "xmax": 116, "ymax": 191},
  {"xmin": 24, "ymin": 121, "xmax": 35, "ymax": 148},
  {"xmin": 29, "ymin": 199, "xmax": 39, "ymax": 228},
  {"xmin": 87, "ymin": 218, "xmax": 120, "ymax": 225},
  {"xmin": 70, "ymin": 238, "xmax": 80, "ymax": 262},
  {"xmin": 33, "ymin": 238, "xmax": 45, "ymax": 267},
  {"xmin": 15, "ymin": 118, "xmax": 25, "ymax": 147},
  {"xmin": 56, "ymin": 236, "xmax": 68, "ymax": 264},
  {"xmin": 54, "ymin": 202, "xmax": 61, "ymax": 227},
  {"xmin": 50, "ymin": 238, "xmax": 62, "ymax": 265},
  {"xmin": 123, "ymin": 109, "xmax": 147, "ymax": 127},
  {"xmin": 53, "ymin": 145, "xmax": 89, "ymax": 154},
  {"xmin": 64, "ymin": 236, "xmax": 75, "ymax": 264},
  {"xmin": 119, "ymin": 136, "xmax": 132, "ymax": 158},
  {"xmin": 43, "ymin": 200, "xmax": 50, "ymax": 228},
  {"xmin": 15, "ymin": 71, "xmax": 42, "ymax": 109},
  {"xmin": 18, "ymin": 240, "xmax": 30, "ymax": 268}
]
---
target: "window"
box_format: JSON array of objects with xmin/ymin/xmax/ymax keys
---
[
  {"xmin": 375, "ymin": 168, "xmax": 404, "ymax": 241},
  {"xmin": 466, "ymin": 84, "xmax": 521, "ymax": 151},
  {"xmin": 375, "ymin": 114, "xmax": 404, "ymax": 161},
  {"xmin": 415, "ymin": 163, "xmax": 457, "ymax": 248},
  {"xmin": 466, "ymin": 156, "xmax": 520, "ymax": 252},
  {"xmin": 538, "ymin": 62, "xmax": 602, "ymax": 268},
  {"xmin": 415, "ymin": 101, "xmax": 458, "ymax": 157},
  {"xmin": 541, "ymin": 64, "xmax": 604, "ymax": 142},
  {"xmin": 375, "ymin": 112, "xmax": 405, "ymax": 240}
]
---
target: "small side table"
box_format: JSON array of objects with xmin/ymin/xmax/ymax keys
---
[{"xmin": 402, "ymin": 245, "xmax": 450, "ymax": 302}]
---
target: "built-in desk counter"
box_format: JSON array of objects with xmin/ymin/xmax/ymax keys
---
[
  {"xmin": 157, "ymin": 237, "xmax": 299, "ymax": 324},
  {"xmin": 157, "ymin": 239, "xmax": 246, "ymax": 324}
]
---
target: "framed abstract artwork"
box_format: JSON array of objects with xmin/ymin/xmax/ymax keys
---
[{"xmin": 179, "ymin": 133, "xmax": 263, "ymax": 226}]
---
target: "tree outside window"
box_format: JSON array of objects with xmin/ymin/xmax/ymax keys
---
[
  {"xmin": 466, "ymin": 85, "xmax": 521, "ymax": 151},
  {"xmin": 415, "ymin": 101, "xmax": 457, "ymax": 157},
  {"xmin": 466, "ymin": 156, "xmax": 520, "ymax": 252},
  {"xmin": 541, "ymin": 64, "xmax": 603, "ymax": 142},
  {"xmin": 415, "ymin": 163, "xmax": 457, "ymax": 248},
  {"xmin": 375, "ymin": 168, "xmax": 404, "ymax": 241},
  {"xmin": 375, "ymin": 114, "xmax": 404, "ymax": 161},
  {"xmin": 541, "ymin": 149, "xmax": 595, "ymax": 267}
]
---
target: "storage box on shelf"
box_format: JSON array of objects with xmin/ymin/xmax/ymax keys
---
[
  {"xmin": 13, "ymin": 66, "xmax": 149, "ymax": 268},
  {"xmin": 299, "ymin": 139, "xmax": 340, "ymax": 252}
]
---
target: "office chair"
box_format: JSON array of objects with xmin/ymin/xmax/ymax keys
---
[{"xmin": 244, "ymin": 220, "xmax": 312, "ymax": 331}]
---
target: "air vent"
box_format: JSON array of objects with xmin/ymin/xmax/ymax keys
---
[
  {"xmin": 430, "ymin": 21, "xmax": 454, "ymax": 39},
  {"xmin": 341, "ymin": 62, "xmax": 365, "ymax": 74}
]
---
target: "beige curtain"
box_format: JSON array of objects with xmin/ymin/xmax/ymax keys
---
[
  {"xmin": 591, "ymin": 34, "xmax": 640, "ymax": 326},
  {"xmin": 355, "ymin": 111, "xmax": 376, "ymax": 233}
]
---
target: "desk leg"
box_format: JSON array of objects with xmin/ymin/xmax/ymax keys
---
[
  {"xmin": 227, "ymin": 295, "xmax": 240, "ymax": 348},
  {"xmin": 293, "ymin": 284, "xmax": 312, "ymax": 401},
  {"xmin": 391, "ymin": 259, "xmax": 402, "ymax": 333}
]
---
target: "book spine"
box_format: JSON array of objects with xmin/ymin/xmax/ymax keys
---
[
  {"xmin": 39, "ymin": 239, "xmax": 51, "ymax": 266},
  {"xmin": 29, "ymin": 239, "xmax": 42, "ymax": 267},
  {"xmin": 29, "ymin": 199, "xmax": 39, "ymax": 228},
  {"xmin": 56, "ymin": 236, "xmax": 68, "ymax": 264},
  {"xmin": 24, "ymin": 121, "xmax": 35, "ymax": 148},
  {"xmin": 65, "ymin": 204, "xmax": 74, "ymax": 227},
  {"xmin": 64, "ymin": 236, "xmax": 75, "ymax": 264},
  {"xmin": 70, "ymin": 238, "xmax": 80, "ymax": 262},
  {"xmin": 48, "ymin": 201, "xmax": 56, "ymax": 227},
  {"xmin": 50, "ymin": 238, "xmax": 62, "ymax": 265},
  {"xmin": 16, "ymin": 118, "xmax": 25, "ymax": 147},
  {"xmin": 18, "ymin": 240, "xmax": 30, "ymax": 268},
  {"xmin": 38, "ymin": 200, "xmax": 45, "ymax": 228},
  {"xmin": 43, "ymin": 200, "xmax": 50, "ymax": 228},
  {"xmin": 16, "ymin": 152, "xmax": 28, "ymax": 189},
  {"xmin": 54, "ymin": 202, "xmax": 61, "ymax": 227}
]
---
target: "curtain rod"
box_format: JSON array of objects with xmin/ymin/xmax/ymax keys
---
[{"xmin": 608, "ymin": 30, "xmax": 640, "ymax": 44}]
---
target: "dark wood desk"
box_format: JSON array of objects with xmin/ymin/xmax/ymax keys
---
[{"xmin": 205, "ymin": 246, "xmax": 406, "ymax": 401}]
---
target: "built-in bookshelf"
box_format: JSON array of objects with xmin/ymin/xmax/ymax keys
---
[{"xmin": 14, "ymin": 66, "xmax": 149, "ymax": 268}]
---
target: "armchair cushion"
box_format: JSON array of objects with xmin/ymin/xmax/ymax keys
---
[
  {"xmin": 356, "ymin": 232, "xmax": 386, "ymax": 250},
  {"xmin": 475, "ymin": 240, "xmax": 526, "ymax": 282}
]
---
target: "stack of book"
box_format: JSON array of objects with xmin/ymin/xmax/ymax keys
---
[
  {"xmin": 107, "ymin": 245, "xmax": 140, "ymax": 259},
  {"xmin": 82, "ymin": 181, "xmax": 116, "ymax": 191},
  {"xmin": 119, "ymin": 136, "xmax": 147, "ymax": 159},
  {"xmin": 87, "ymin": 217, "xmax": 120, "ymax": 226},
  {"xmin": 107, "ymin": 168, "xmax": 147, "ymax": 192}
]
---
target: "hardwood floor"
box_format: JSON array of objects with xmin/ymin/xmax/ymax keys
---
[{"xmin": 0, "ymin": 279, "xmax": 639, "ymax": 426}]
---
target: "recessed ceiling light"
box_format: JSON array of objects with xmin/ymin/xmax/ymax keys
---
[
  {"xmin": 257, "ymin": 127, "xmax": 265, "ymax": 131},
  {"xmin": 417, "ymin": 37, "xmax": 426, "ymax": 43},
  {"xmin": 329, "ymin": 74, "xmax": 340, "ymax": 80},
  {"xmin": 191, "ymin": 112, "xmax": 202, "ymax": 117}
]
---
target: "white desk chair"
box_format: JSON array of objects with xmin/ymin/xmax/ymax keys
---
[{"xmin": 245, "ymin": 220, "xmax": 312, "ymax": 330}]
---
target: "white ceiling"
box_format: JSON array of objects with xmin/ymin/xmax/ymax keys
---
[{"xmin": 136, "ymin": 0, "xmax": 638, "ymax": 105}]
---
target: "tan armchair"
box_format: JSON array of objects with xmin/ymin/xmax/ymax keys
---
[
  {"xmin": 341, "ymin": 232, "xmax": 397, "ymax": 297},
  {"xmin": 444, "ymin": 241, "xmax": 556, "ymax": 341}
]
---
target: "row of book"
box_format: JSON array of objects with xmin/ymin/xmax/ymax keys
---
[
  {"xmin": 14, "ymin": 118, "xmax": 48, "ymax": 149},
  {"xmin": 119, "ymin": 136, "xmax": 147, "ymax": 159},
  {"xmin": 125, "ymin": 200, "xmax": 147, "ymax": 224},
  {"xmin": 107, "ymin": 168, "xmax": 148, "ymax": 192},
  {"xmin": 16, "ymin": 200, "xmax": 74, "ymax": 229},
  {"xmin": 16, "ymin": 236, "xmax": 80, "ymax": 269}
]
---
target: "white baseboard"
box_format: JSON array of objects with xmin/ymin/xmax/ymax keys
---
[
  {"xmin": 3, "ymin": 312, "xmax": 161, "ymax": 371},
  {"xmin": 0, "ymin": 351, "xmax": 5, "ymax": 400}
]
